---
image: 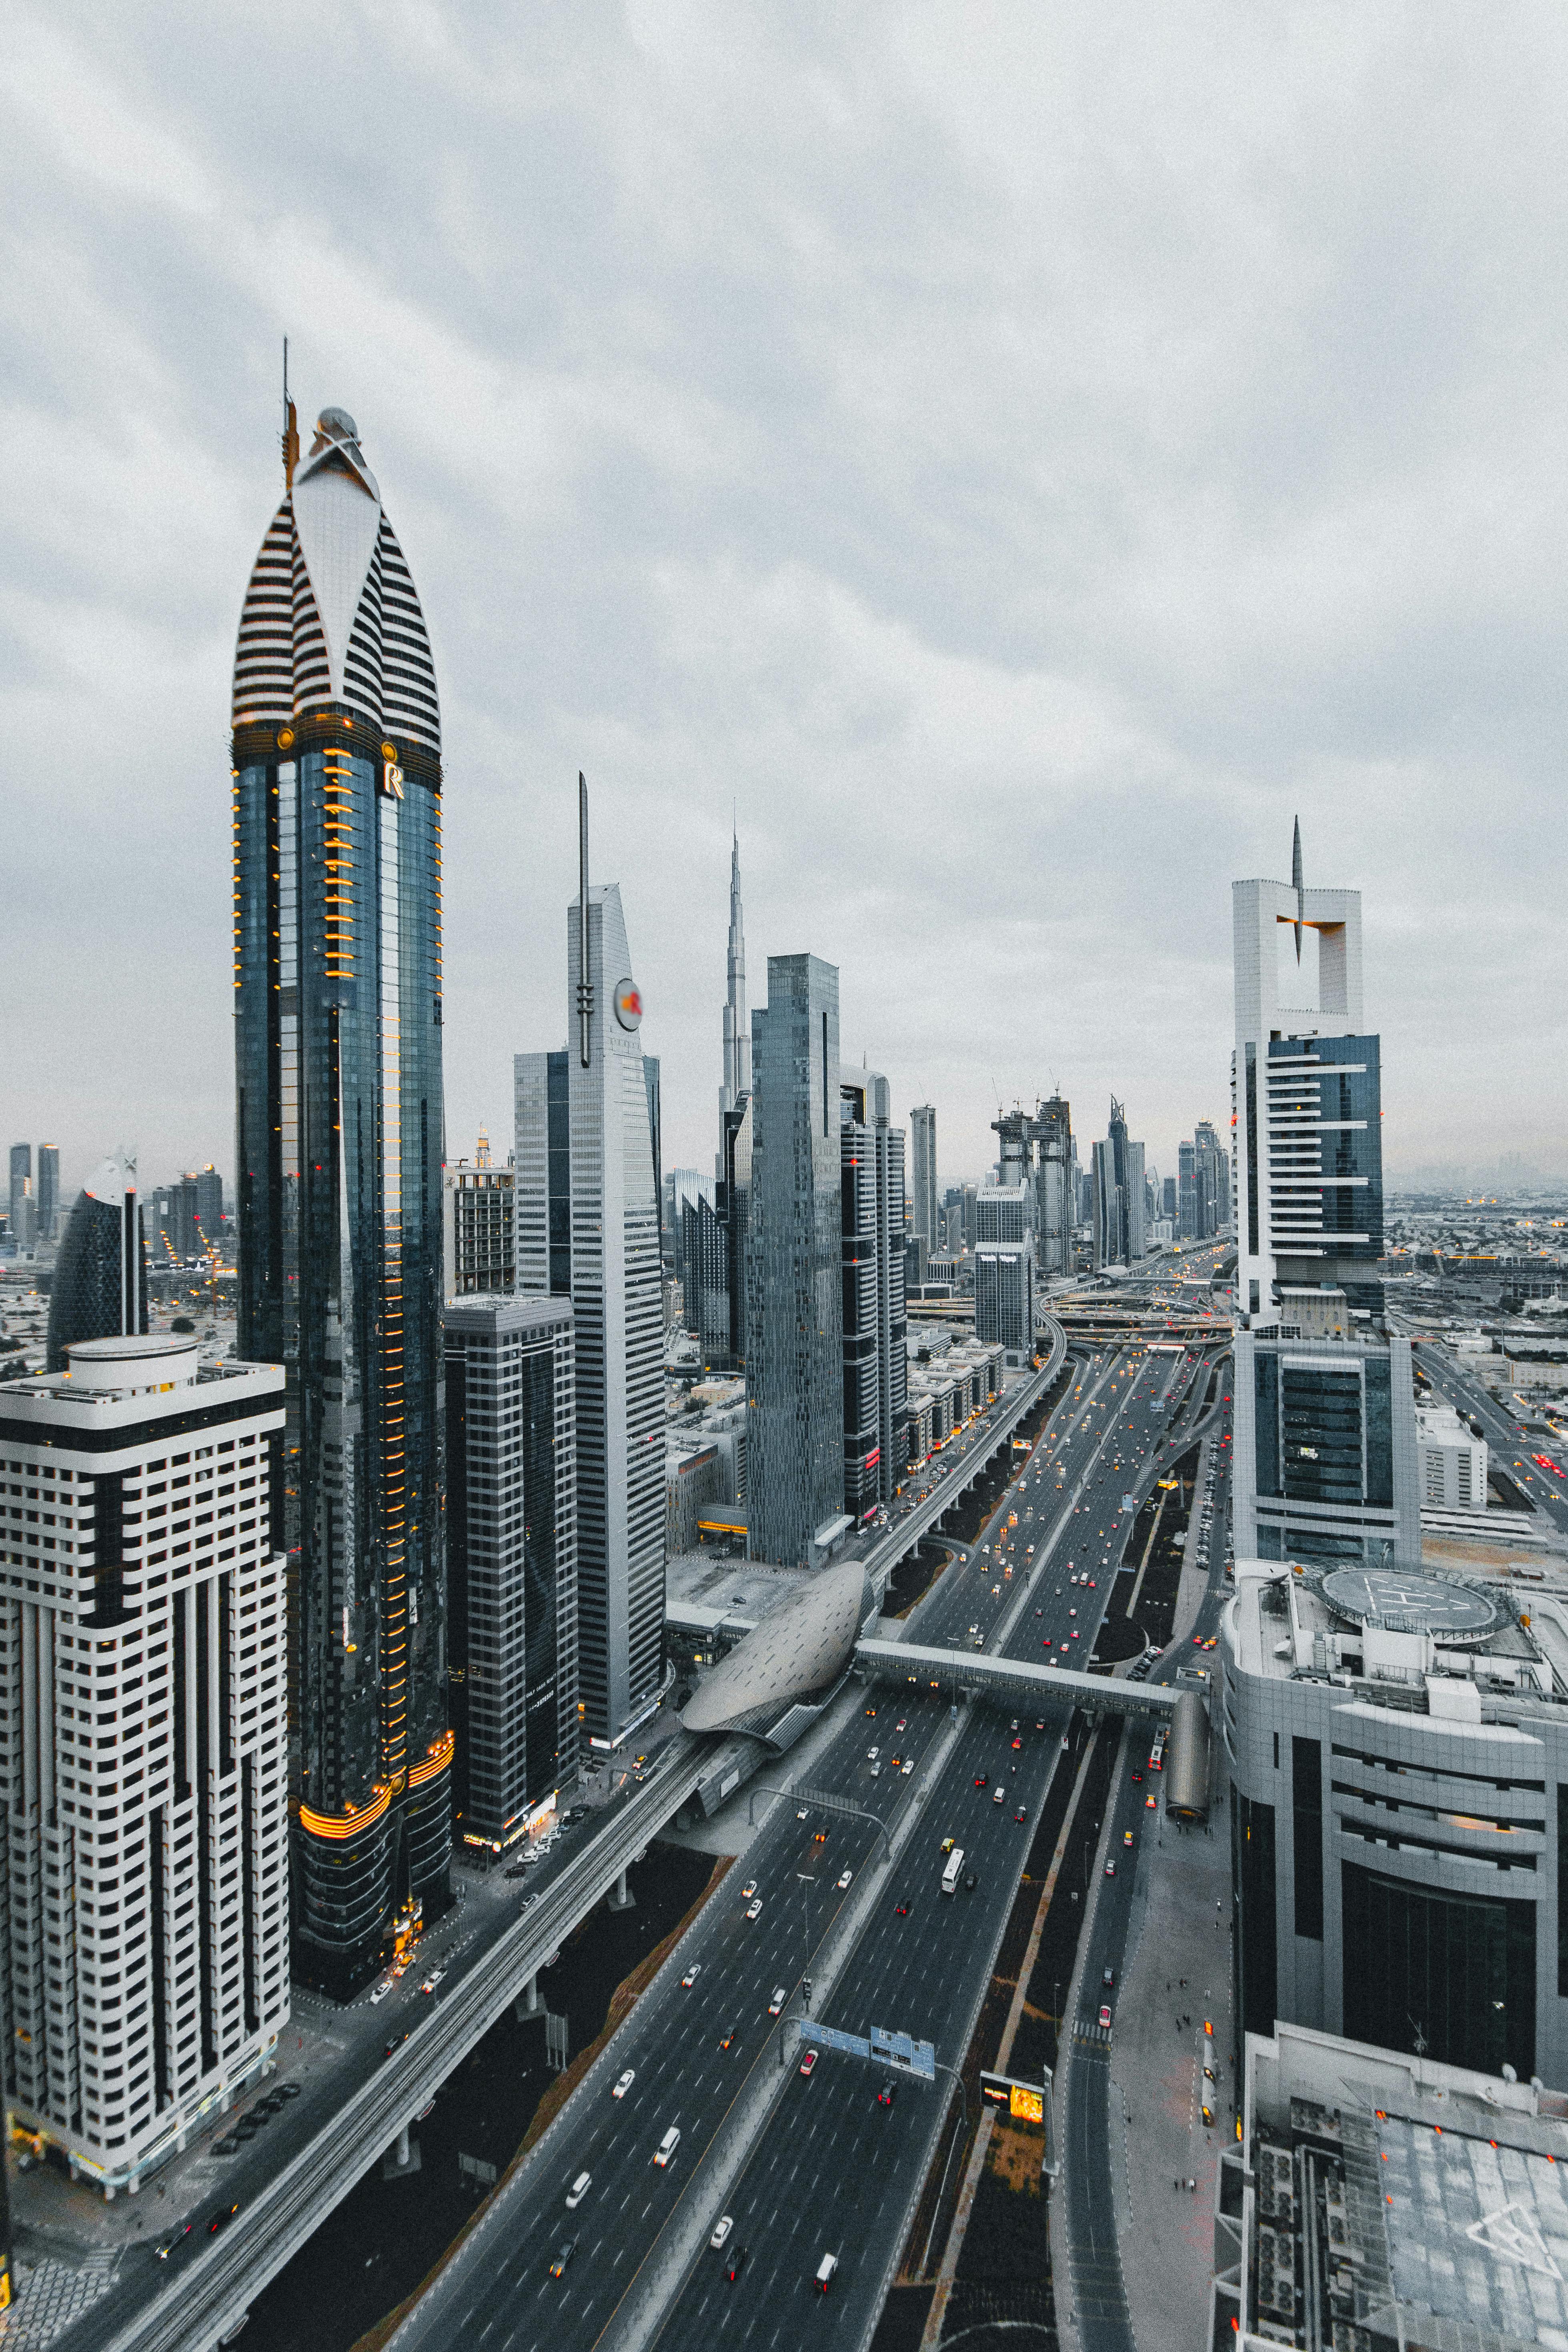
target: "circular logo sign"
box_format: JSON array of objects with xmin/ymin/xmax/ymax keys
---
[{"xmin": 613, "ymin": 977, "xmax": 644, "ymax": 1032}]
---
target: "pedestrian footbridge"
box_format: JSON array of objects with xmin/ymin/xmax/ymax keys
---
[{"xmin": 854, "ymin": 1638, "xmax": 1182, "ymax": 1718}]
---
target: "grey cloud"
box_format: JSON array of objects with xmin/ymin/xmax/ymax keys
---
[{"xmin": 1, "ymin": 0, "xmax": 1563, "ymax": 1207}]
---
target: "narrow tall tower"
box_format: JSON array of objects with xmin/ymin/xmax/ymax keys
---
[
  {"xmin": 232, "ymin": 400, "xmax": 451, "ymax": 1995},
  {"xmin": 721, "ymin": 830, "xmax": 749, "ymax": 1117},
  {"xmin": 514, "ymin": 786, "xmax": 665, "ymax": 1744}
]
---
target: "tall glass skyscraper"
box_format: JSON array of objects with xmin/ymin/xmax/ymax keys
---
[
  {"xmin": 232, "ymin": 402, "xmax": 451, "ymax": 1994},
  {"xmin": 746, "ymin": 956, "xmax": 844, "ymax": 1567},
  {"xmin": 45, "ymin": 1149, "xmax": 147, "ymax": 1371}
]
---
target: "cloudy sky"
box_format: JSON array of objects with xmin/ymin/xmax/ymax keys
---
[{"xmin": 4, "ymin": 2, "xmax": 1565, "ymax": 1209}]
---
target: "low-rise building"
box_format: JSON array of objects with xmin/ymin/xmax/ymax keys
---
[{"xmin": 1415, "ymin": 1399, "xmax": 1487, "ymax": 1511}]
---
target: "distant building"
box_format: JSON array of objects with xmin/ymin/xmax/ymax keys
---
[
  {"xmin": 0, "ymin": 1334, "xmax": 289, "ymax": 2196},
  {"xmin": 514, "ymin": 877, "xmax": 665, "ymax": 1747},
  {"xmin": 746, "ymin": 956, "xmax": 844, "ymax": 1567},
  {"xmin": 1161, "ymin": 1173, "xmax": 1176, "ymax": 1220},
  {"xmin": 1091, "ymin": 1100, "xmax": 1145, "ymax": 1267},
  {"xmin": 7, "ymin": 1145, "xmax": 32, "ymax": 1253},
  {"xmin": 910, "ymin": 1105, "xmax": 938, "ymax": 1247},
  {"xmin": 46, "ymin": 1149, "xmax": 149, "ymax": 1371},
  {"xmin": 975, "ymin": 1242, "xmax": 1035, "ymax": 1364},
  {"xmin": 36, "ymin": 1144, "xmax": 58, "ymax": 1243},
  {"xmin": 445, "ymin": 1295, "xmax": 578, "ymax": 1853},
  {"xmin": 444, "ymin": 1153, "xmax": 515, "ymax": 1298},
  {"xmin": 719, "ymin": 831, "xmax": 750, "ymax": 1119}
]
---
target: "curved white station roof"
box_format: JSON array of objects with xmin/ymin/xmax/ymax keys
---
[{"xmin": 681, "ymin": 1559, "xmax": 874, "ymax": 1738}]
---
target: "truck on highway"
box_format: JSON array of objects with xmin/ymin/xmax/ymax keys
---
[{"xmin": 941, "ymin": 1846, "xmax": 965, "ymax": 1897}]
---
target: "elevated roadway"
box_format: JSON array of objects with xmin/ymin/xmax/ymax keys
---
[
  {"xmin": 861, "ymin": 1317, "xmax": 1067, "ymax": 1585},
  {"xmin": 74, "ymin": 1739, "xmax": 709, "ymax": 2352}
]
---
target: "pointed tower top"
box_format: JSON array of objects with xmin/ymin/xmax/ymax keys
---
[{"xmin": 1292, "ymin": 815, "xmax": 1304, "ymax": 962}]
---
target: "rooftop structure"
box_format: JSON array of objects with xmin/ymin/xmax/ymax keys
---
[
  {"xmin": 1216, "ymin": 2016, "xmax": 1568, "ymax": 2352},
  {"xmin": 1222, "ymin": 1557, "xmax": 1568, "ymax": 2084},
  {"xmin": 679, "ymin": 1558, "xmax": 875, "ymax": 1748}
]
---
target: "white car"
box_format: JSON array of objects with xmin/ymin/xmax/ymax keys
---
[
  {"xmin": 369, "ymin": 1980, "xmax": 393, "ymax": 2006},
  {"xmin": 612, "ymin": 2069, "xmax": 635, "ymax": 2100},
  {"xmin": 746, "ymin": 1898, "xmax": 763, "ymax": 1922},
  {"xmin": 903, "ymin": 1759, "xmax": 914, "ymax": 1776},
  {"xmin": 867, "ymin": 1747, "xmax": 879, "ymax": 1762},
  {"xmin": 837, "ymin": 1869, "xmax": 853, "ymax": 1891},
  {"xmin": 711, "ymin": 2214, "xmax": 734, "ymax": 2250},
  {"xmin": 681, "ymin": 1964, "xmax": 702, "ymax": 1989},
  {"xmin": 654, "ymin": 2126, "xmax": 681, "ymax": 2169},
  {"xmin": 768, "ymin": 1986, "xmax": 787, "ymax": 2016},
  {"xmin": 566, "ymin": 2170, "xmax": 591, "ymax": 2209}
]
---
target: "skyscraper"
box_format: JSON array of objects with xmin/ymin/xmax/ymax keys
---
[
  {"xmin": 232, "ymin": 399, "xmax": 451, "ymax": 1994},
  {"xmin": 1092, "ymin": 1099, "xmax": 1145, "ymax": 1267},
  {"xmin": 1033, "ymin": 1095, "xmax": 1073, "ymax": 1274},
  {"xmin": 514, "ymin": 834, "xmax": 664, "ymax": 1747},
  {"xmin": 1230, "ymin": 826, "xmax": 1420, "ymax": 1567},
  {"xmin": 36, "ymin": 1145, "xmax": 58, "ymax": 1244},
  {"xmin": 910, "ymin": 1105, "xmax": 938, "ymax": 1247},
  {"xmin": 445, "ymin": 1295, "xmax": 578, "ymax": 1853},
  {"xmin": 720, "ymin": 830, "xmax": 749, "ymax": 1118},
  {"xmin": 0, "ymin": 1333, "xmax": 290, "ymax": 2194},
  {"xmin": 45, "ymin": 1149, "xmax": 148, "ymax": 1371},
  {"xmin": 8, "ymin": 1145, "xmax": 32, "ymax": 1252},
  {"xmin": 1090, "ymin": 1137, "xmax": 1119, "ymax": 1271},
  {"xmin": 840, "ymin": 1073, "xmax": 908, "ymax": 1516},
  {"xmin": 746, "ymin": 957, "xmax": 844, "ymax": 1567},
  {"xmin": 975, "ymin": 1244, "xmax": 1035, "ymax": 1363}
]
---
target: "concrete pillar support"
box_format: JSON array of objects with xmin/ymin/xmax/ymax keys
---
[{"xmin": 608, "ymin": 1866, "xmax": 635, "ymax": 1912}]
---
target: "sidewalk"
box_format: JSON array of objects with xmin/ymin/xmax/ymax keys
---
[{"xmin": 1103, "ymin": 1769, "xmax": 1234, "ymax": 2352}]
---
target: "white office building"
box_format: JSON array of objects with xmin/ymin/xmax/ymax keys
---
[
  {"xmin": 1415, "ymin": 1400, "xmax": 1488, "ymax": 1513},
  {"xmin": 975, "ymin": 1184, "xmax": 1031, "ymax": 1247},
  {"xmin": 515, "ymin": 880, "xmax": 665, "ymax": 1747},
  {"xmin": 0, "ymin": 1335, "xmax": 289, "ymax": 2196},
  {"xmin": 1230, "ymin": 827, "xmax": 1419, "ymax": 1569}
]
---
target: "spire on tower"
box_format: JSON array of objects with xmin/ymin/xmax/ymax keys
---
[
  {"xmin": 1292, "ymin": 815, "xmax": 1304, "ymax": 963},
  {"xmin": 721, "ymin": 827, "xmax": 749, "ymax": 1115}
]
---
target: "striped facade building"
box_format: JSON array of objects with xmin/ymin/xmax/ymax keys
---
[{"xmin": 232, "ymin": 403, "xmax": 452, "ymax": 1995}]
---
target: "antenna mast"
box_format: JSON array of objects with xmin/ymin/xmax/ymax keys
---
[
  {"xmin": 281, "ymin": 337, "xmax": 299, "ymax": 489},
  {"xmin": 577, "ymin": 772, "xmax": 593, "ymax": 1067}
]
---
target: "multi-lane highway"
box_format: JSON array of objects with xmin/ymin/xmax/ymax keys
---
[
  {"xmin": 1060, "ymin": 1367, "xmax": 1233, "ymax": 2352},
  {"xmin": 1414, "ymin": 1341, "xmax": 1568, "ymax": 1534},
  {"xmin": 393, "ymin": 1338, "xmax": 1219, "ymax": 2351}
]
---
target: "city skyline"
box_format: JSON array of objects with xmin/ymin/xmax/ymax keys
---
[{"xmin": 5, "ymin": 17, "xmax": 1566, "ymax": 1202}]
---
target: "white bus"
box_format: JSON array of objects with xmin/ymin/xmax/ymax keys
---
[{"xmin": 941, "ymin": 1847, "xmax": 965, "ymax": 1898}]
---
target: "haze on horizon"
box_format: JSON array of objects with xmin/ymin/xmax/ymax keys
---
[{"xmin": 3, "ymin": 4, "xmax": 1565, "ymax": 1204}]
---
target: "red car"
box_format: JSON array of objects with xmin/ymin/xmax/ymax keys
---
[{"xmin": 799, "ymin": 2050, "xmax": 819, "ymax": 2078}]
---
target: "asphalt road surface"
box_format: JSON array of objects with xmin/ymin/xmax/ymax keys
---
[{"xmin": 389, "ymin": 1340, "xmax": 1218, "ymax": 2352}]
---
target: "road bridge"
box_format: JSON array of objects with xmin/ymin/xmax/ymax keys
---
[{"xmin": 855, "ymin": 1638, "xmax": 1181, "ymax": 1718}]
